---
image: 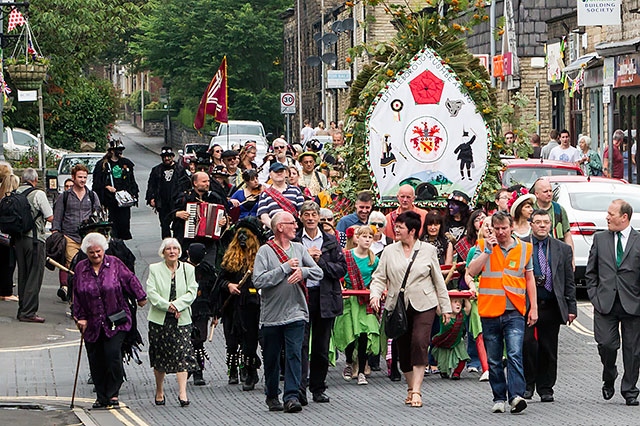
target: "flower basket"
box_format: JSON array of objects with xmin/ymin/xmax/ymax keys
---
[{"xmin": 5, "ymin": 63, "xmax": 48, "ymax": 90}]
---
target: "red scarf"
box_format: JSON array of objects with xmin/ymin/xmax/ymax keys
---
[
  {"xmin": 264, "ymin": 186, "xmax": 298, "ymax": 217},
  {"xmin": 266, "ymin": 240, "xmax": 308, "ymax": 302},
  {"xmin": 344, "ymin": 249, "xmax": 373, "ymax": 314}
]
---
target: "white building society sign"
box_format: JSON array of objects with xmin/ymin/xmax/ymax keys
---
[{"xmin": 577, "ymin": 0, "xmax": 621, "ymax": 26}]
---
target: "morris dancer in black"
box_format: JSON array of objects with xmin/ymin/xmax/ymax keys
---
[{"xmin": 213, "ymin": 217, "xmax": 267, "ymax": 389}]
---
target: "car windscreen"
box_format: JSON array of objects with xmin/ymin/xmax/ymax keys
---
[
  {"xmin": 59, "ymin": 157, "xmax": 102, "ymax": 174},
  {"xmin": 185, "ymin": 144, "xmax": 209, "ymax": 154},
  {"xmin": 569, "ymin": 191, "xmax": 640, "ymax": 212},
  {"xmin": 503, "ymin": 167, "xmax": 581, "ymax": 188},
  {"xmin": 217, "ymin": 124, "xmax": 264, "ymax": 137}
]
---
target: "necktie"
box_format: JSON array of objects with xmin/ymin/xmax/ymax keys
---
[
  {"xmin": 617, "ymin": 231, "xmax": 624, "ymax": 268},
  {"xmin": 538, "ymin": 242, "xmax": 553, "ymax": 292}
]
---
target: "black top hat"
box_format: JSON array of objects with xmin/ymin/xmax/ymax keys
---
[
  {"xmin": 195, "ymin": 152, "xmax": 212, "ymax": 166},
  {"xmin": 211, "ymin": 165, "xmax": 230, "ymax": 177},
  {"xmin": 160, "ymin": 146, "xmax": 175, "ymax": 157}
]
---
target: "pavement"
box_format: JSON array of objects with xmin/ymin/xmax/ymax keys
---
[{"xmin": 0, "ymin": 122, "xmax": 637, "ymax": 425}]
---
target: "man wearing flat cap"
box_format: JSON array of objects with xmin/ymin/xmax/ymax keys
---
[
  {"xmin": 146, "ymin": 146, "xmax": 189, "ymax": 239},
  {"xmin": 299, "ymin": 152, "xmax": 327, "ymax": 197},
  {"xmin": 256, "ymin": 162, "xmax": 304, "ymax": 228},
  {"xmin": 93, "ymin": 138, "xmax": 139, "ymax": 240}
]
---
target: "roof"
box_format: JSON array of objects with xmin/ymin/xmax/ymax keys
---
[
  {"xmin": 595, "ymin": 37, "xmax": 640, "ymax": 57},
  {"xmin": 563, "ymin": 53, "xmax": 601, "ymax": 74}
]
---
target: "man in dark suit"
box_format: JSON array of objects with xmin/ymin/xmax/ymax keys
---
[
  {"xmin": 522, "ymin": 209, "xmax": 577, "ymax": 402},
  {"xmin": 586, "ymin": 199, "xmax": 640, "ymax": 406}
]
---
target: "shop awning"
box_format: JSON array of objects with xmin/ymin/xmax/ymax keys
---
[
  {"xmin": 595, "ymin": 37, "xmax": 640, "ymax": 57},
  {"xmin": 563, "ymin": 53, "xmax": 600, "ymax": 74}
]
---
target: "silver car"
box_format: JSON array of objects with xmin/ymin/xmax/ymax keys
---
[{"xmin": 551, "ymin": 177, "xmax": 640, "ymax": 287}]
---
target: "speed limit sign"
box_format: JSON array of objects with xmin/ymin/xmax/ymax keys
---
[{"xmin": 281, "ymin": 92, "xmax": 296, "ymax": 114}]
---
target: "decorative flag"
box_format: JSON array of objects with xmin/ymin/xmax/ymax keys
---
[
  {"xmin": 7, "ymin": 8, "xmax": 25, "ymax": 32},
  {"xmin": 194, "ymin": 56, "xmax": 228, "ymax": 130}
]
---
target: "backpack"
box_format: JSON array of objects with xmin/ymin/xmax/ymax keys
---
[{"xmin": 0, "ymin": 186, "xmax": 40, "ymax": 237}]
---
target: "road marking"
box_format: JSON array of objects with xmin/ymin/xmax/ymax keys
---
[
  {"xmin": 120, "ymin": 406, "xmax": 150, "ymax": 426},
  {"xmin": 0, "ymin": 339, "xmax": 81, "ymax": 353},
  {"xmin": 109, "ymin": 407, "xmax": 138, "ymax": 426},
  {"xmin": 0, "ymin": 395, "xmax": 93, "ymax": 404}
]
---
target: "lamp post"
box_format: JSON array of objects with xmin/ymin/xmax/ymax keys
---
[{"xmin": 0, "ymin": 2, "xmax": 30, "ymax": 161}]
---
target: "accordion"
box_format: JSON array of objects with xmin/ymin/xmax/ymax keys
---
[{"xmin": 184, "ymin": 202, "xmax": 225, "ymax": 239}]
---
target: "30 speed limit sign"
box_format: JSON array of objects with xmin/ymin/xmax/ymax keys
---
[{"xmin": 281, "ymin": 92, "xmax": 296, "ymax": 114}]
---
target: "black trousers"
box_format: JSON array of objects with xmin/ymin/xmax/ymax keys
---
[
  {"xmin": 241, "ymin": 303, "xmax": 261, "ymax": 364},
  {"xmin": 300, "ymin": 287, "xmax": 335, "ymax": 396},
  {"xmin": 157, "ymin": 207, "xmax": 173, "ymax": 239},
  {"xmin": 85, "ymin": 331, "xmax": 126, "ymax": 404},
  {"xmin": 523, "ymin": 298, "xmax": 562, "ymax": 396},
  {"xmin": 594, "ymin": 296, "xmax": 640, "ymax": 400},
  {"xmin": 15, "ymin": 238, "xmax": 45, "ymax": 319},
  {"xmin": 0, "ymin": 244, "xmax": 16, "ymax": 297},
  {"xmin": 107, "ymin": 205, "xmax": 132, "ymax": 240}
]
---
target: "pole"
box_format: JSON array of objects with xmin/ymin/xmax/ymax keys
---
[
  {"xmin": 535, "ymin": 82, "xmax": 541, "ymax": 136},
  {"xmin": 320, "ymin": 0, "xmax": 326, "ymax": 123},
  {"xmin": 38, "ymin": 86, "xmax": 45, "ymax": 175},
  {"xmin": 489, "ymin": 0, "xmax": 496, "ymax": 87},
  {"xmin": 296, "ymin": 0, "xmax": 303, "ymax": 138},
  {"xmin": 0, "ymin": 8, "xmax": 5, "ymax": 161},
  {"xmin": 140, "ymin": 71, "xmax": 144, "ymax": 131},
  {"xmin": 286, "ymin": 113, "xmax": 291, "ymax": 144}
]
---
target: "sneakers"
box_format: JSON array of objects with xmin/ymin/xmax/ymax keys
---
[
  {"xmin": 510, "ymin": 396, "xmax": 527, "ymax": 413},
  {"xmin": 467, "ymin": 366, "xmax": 479, "ymax": 373},
  {"xmin": 479, "ymin": 370, "xmax": 490, "ymax": 382},
  {"xmin": 491, "ymin": 401, "xmax": 506, "ymax": 413},
  {"xmin": 342, "ymin": 364, "xmax": 353, "ymax": 381},
  {"xmin": 266, "ymin": 397, "xmax": 283, "ymax": 412},
  {"xmin": 357, "ymin": 373, "xmax": 368, "ymax": 385}
]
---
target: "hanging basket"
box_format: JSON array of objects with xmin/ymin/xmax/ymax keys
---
[{"xmin": 5, "ymin": 63, "xmax": 48, "ymax": 90}]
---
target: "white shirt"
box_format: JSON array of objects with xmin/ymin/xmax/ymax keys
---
[
  {"xmin": 301, "ymin": 228, "xmax": 323, "ymax": 288},
  {"xmin": 549, "ymin": 145, "xmax": 581, "ymax": 163},
  {"xmin": 616, "ymin": 225, "xmax": 631, "ymax": 252}
]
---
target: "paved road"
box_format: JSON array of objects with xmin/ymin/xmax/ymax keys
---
[{"xmin": 0, "ymin": 122, "xmax": 636, "ymax": 425}]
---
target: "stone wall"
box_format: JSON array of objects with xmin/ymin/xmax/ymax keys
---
[
  {"xmin": 144, "ymin": 121, "xmax": 165, "ymax": 137},
  {"xmin": 168, "ymin": 120, "xmax": 209, "ymax": 150}
]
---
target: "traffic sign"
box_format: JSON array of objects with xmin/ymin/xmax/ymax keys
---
[{"xmin": 281, "ymin": 92, "xmax": 296, "ymax": 114}]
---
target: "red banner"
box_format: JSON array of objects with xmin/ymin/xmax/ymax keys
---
[{"xmin": 194, "ymin": 56, "xmax": 228, "ymax": 129}]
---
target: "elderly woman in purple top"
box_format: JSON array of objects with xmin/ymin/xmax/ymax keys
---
[{"xmin": 74, "ymin": 232, "xmax": 147, "ymax": 409}]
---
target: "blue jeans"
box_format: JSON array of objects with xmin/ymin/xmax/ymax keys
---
[
  {"xmin": 466, "ymin": 316, "xmax": 481, "ymax": 369},
  {"xmin": 262, "ymin": 320, "xmax": 306, "ymax": 402},
  {"xmin": 481, "ymin": 310, "xmax": 526, "ymax": 403}
]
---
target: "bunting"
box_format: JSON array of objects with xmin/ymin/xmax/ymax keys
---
[{"xmin": 7, "ymin": 8, "xmax": 25, "ymax": 32}]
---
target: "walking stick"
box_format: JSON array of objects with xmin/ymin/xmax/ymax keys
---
[
  {"xmin": 70, "ymin": 333, "xmax": 84, "ymax": 409},
  {"xmin": 209, "ymin": 269, "xmax": 252, "ymax": 342}
]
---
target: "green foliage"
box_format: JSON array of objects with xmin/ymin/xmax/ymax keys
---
[
  {"xmin": 10, "ymin": 147, "xmax": 59, "ymax": 170},
  {"xmin": 132, "ymin": 0, "xmax": 289, "ymax": 135},
  {"xmin": 128, "ymin": 90, "xmax": 151, "ymax": 112},
  {"xmin": 176, "ymin": 106, "xmax": 197, "ymax": 129},
  {"xmin": 143, "ymin": 109, "xmax": 177, "ymax": 121}
]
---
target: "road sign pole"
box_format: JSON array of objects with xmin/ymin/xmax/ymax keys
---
[{"xmin": 286, "ymin": 114, "xmax": 291, "ymax": 144}]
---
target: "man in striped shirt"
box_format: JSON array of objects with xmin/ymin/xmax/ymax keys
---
[{"xmin": 257, "ymin": 162, "xmax": 304, "ymax": 228}]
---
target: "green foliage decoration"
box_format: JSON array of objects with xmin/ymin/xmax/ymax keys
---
[{"xmin": 339, "ymin": 0, "xmax": 531, "ymax": 206}]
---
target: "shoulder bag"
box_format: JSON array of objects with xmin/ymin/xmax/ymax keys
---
[
  {"xmin": 383, "ymin": 248, "xmax": 419, "ymax": 339},
  {"xmin": 109, "ymin": 163, "xmax": 137, "ymax": 208}
]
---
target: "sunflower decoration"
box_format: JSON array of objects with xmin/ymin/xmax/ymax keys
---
[{"xmin": 338, "ymin": 0, "xmax": 532, "ymax": 207}]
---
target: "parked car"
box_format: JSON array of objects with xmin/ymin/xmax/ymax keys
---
[
  {"xmin": 551, "ymin": 177, "xmax": 640, "ymax": 287},
  {"xmin": 46, "ymin": 152, "xmax": 104, "ymax": 195},
  {"xmin": 2, "ymin": 127, "xmax": 67, "ymax": 161},
  {"xmin": 501, "ymin": 158, "xmax": 583, "ymax": 189},
  {"xmin": 209, "ymin": 120, "xmax": 272, "ymax": 160},
  {"xmin": 178, "ymin": 143, "xmax": 209, "ymax": 168}
]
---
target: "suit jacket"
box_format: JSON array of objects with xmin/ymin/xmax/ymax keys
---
[
  {"xmin": 586, "ymin": 228, "xmax": 640, "ymax": 316},
  {"xmin": 523, "ymin": 235, "xmax": 577, "ymax": 322},
  {"xmin": 295, "ymin": 228, "xmax": 348, "ymax": 319},
  {"xmin": 370, "ymin": 240, "xmax": 451, "ymax": 314}
]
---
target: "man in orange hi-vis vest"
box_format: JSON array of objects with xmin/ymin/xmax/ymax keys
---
[{"xmin": 467, "ymin": 211, "xmax": 538, "ymax": 415}]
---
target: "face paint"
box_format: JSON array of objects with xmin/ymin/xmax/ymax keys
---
[
  {"xmin": 237, "ymin": 230, "xmax": 248, "ymax": 248},
  {"xmin": 448, "ymin": 203, "xmax": 460, "ymax": 215}
]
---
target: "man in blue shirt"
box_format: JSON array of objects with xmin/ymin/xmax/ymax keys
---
[{"xmin": 336, "ymin": 190, "xmax": 374, "ymax": 233}]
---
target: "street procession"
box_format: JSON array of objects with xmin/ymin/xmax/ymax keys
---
[{"xmin": 0, "ymin": 1, "xmax": 639, "ymax": 425}]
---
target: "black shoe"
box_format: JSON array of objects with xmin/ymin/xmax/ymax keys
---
[
  {"xmin": 193, "ymin": 370, "xmax": 206, "ymax": 386},
  {"xmin": 540, "ymin": 394, "xmax": 554, "ymax": 402},
  {"xmin": 266, "ymin": 397, "xmax": 283, "ymax": 412},
  {"xmin": 283, "ymin": 398, "xmax": 302, "ymax": 413},
  {"xmin": 390, "ymin": 369, "xmax": 402, "ymax": 382},
  {"xmin": 626, "ymin": 397, "xmax": 639, "ymax": 406},
  {"xmin": 240, "ymin": 367, "xmax": 248, "ymax": 383},
  {"xmin": 92, "ymin": 400, "xmax": 107, "ymax": 409},
  {"xmin": 57, "ymin": 286, "xmax": 68, "ymax": 302},
  {"xmin": 523, "ymin": 390, "xmax": 534, "ymax": 399},
  {"xmin": 228, "ymin": 374, "xmax": 239, "ymax": 385},
  {"xmin": 154, "ymin": 396, "xmax": 165, "ymax": 406},
  {"xmin": 603, "ymin": 382, "xmax": 615, "ymax": 400},
  {"xmin": 178, "ymin": 398, "xmax": 190, "ymax": 407},
  {"xmin": 298, "ymin": 391, "xmax": 308, "ymax": 406},
  {"xmin": 312, "ymin": 392, "xmax": 330, "ymax": 403},
  {"xmin": 108, "ymin": 399, "xmax": 119, "ymax": 407}
]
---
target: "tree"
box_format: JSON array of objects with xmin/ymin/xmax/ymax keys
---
[{"xmin": 132, "ymin": 0, "xmax": 290, "ymax": 134}]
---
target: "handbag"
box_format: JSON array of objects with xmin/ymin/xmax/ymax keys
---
[
  {"xmin": 0, "ymin": 231, "xmax": 11, "ymax": 247},
  {"xmin": 109, "ymin": 163, "xmax": 137, "ymax": 208},
  {"xmin": 108, "ymin": 309, "xmax": 128, "ymax": 330},
  {"xmin": 383, "ymin": 249, "xmax": 419, "ymax": 339}
]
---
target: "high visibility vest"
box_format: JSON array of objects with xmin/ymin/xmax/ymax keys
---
[{"xmin": 477, "ymin": 238, "xmax": 532, "ymax": 317}]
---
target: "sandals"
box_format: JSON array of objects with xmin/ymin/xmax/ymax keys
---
[
  {"xmin": 410, "ymin": 391, "xmax": 422, "ymax": 408},
  {"xmin": 405, "ymin": 388, "xmax": 413, "ymax": 405}
]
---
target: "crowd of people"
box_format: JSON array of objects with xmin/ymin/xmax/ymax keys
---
[{"xmin": 1, "ymin": 124, "xmax": 639, "ymax": 415}]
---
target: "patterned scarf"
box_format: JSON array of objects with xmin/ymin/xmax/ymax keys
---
[
  {"xmin": 455, "ymin": 237, "xmax": 473, "ymax": 262},
  {"xmin": 264, "ymin": 186, "xmax": 298, "ymax": 217},
  {"xmin": 266, "ymin": 240, "xmax": 308, "ymax": 302},
  {"xmin": 344, "ymin": 249, "xmax": 373, "ymax": 314},
  {"xmin": 431, "ymin": 312, "xmax": 465, "ymax": 349}
]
